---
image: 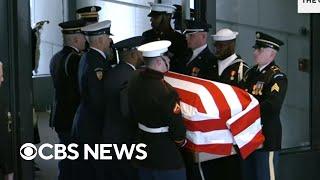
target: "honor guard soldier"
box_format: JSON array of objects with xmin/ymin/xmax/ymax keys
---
[
  {"xmin": 212, "ymin": 28, "xmax": 249, "ymax": 86},
  {"xmin": 200, "ymin": 28, "xmax": 250, "ymax": 180},
  {"xmin": 102, "ymin": 36, "xmax": 145, "ymax": 180},
  {"xmin": 183, "ymin": 20, "xmax": 217, "ymax": 80},
  {"xmin": 76, "ymin": 6, "xmax": 117, "ymax": 66},
  {"xmin": 142, "ymin": 3, "xmax": 188, "ymax": 73},
  {"xmin": 49, "ymin": 19, "xmax": 86, "ymax": 180},
  {"xmin": 71, "ymin": 20, "xmax": 113, "ymax": 180},
  {"xmin": 76, "ymin": 6, "xmax": 101, "ymax": 25},
  {"xmin": 127, "ymin": 41, "xmax": 187, "ymax": 180},
  {"xmin": 242, "ymin": 32, "xmax": 287, "ymax": 180},
  {"xmin": 76, "ymin": 5, "xmax": 103, "ymax": 54}
]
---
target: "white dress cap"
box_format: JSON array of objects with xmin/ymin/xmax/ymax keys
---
[
  {"xmin": 149, "ymin": 3, "xmax": 176, "ymax": 14},
  {"xmin": 81, "ymin": 20, "xmax": 112, "ymax": 35},
  {"xmin": 138, "ymin": 40, "xmax": 172, "ymax": 57},
  {"xmin": 212, "ymin": 28, "xmax": 239, "ymax": 41}
]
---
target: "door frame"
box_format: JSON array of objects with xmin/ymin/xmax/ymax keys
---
[
  {"xmin": 7, "ymin": 0, "xmax": 33, "ymax": 179},
  {"xmin": 310, "ymin": 14, "xmax": 320, "ymax": 150}
]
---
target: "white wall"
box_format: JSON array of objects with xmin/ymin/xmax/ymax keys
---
[
  {"xmin": 31, "ymin": 0, "xmax": 156, "ymax": 75},
  {"xmin": 216, "ymin": 0, "xmax": 310, "ymax": 148},
  {"xmin": 76, "ymin": 0, "xmax": 154, "ymax": 42}
]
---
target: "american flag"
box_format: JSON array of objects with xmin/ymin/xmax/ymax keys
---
[{"xmin": 164, "ymin": 71, "xmax": 265, "ymax": 159}]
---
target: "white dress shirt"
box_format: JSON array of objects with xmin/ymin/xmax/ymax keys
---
[
  {"xmin": 218, "ymin": 53, "xmax": 237, "ymax": 76},
  {"xmin": 258, "ymin": 61, "xmax": 272, "ymax": 72},
  {"xmin": 187, "ymin": 44, "xmax": 208, "ymax": 65}
]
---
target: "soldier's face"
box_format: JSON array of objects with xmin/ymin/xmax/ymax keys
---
[
  {"xmin": 160, "ymin": 55, "xmax": 170, "ymax": 72},
  {"xmin": 0, "ymin": 62, "xmax": 4, "ymax": 87},
  {"xmin": 150, "ymin": 15, "xmax": 163, "ymax": 29},
  {"xmin": 186, "ymin": 33, "xmax": 201, "ymax": 49},
  {"xmin": 253, "ymin": 47, "xmax": 276, "ymax": 65},
  {"xmin": 214, "ymin": 40, "xmax": 235, "ymax": 60},
  {"xmin": 134, "ymin": 50, "xmax": 144, "ymax": 68},
  {"xmin": 103, "ymin": 35, "xmax": 112, "ymax": 52}
]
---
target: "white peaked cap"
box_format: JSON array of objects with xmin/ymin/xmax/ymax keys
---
[
  {"xmin": 149, "ymin": 3, "xmax": 176, "ymax": 14},
  {"xmin": 212, "ymin": 28, "xmax": 239, "ymax": 41},
  {"xmin": 81, "ymin": 20, "xmax": 112, "ymax": 35},
  {"xmin": 138, "ymin": 40, "xmax": 172, "ymax": 57}
]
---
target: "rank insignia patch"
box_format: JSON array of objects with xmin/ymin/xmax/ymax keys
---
[
  {"xmin": 271, "ymin": 83, "xmax": 280, "ymax": 93},
  {"xmin": 173, "ymin": 102, "xmax": 181, "ymax": 114},
  {"xmin": 95, "ymin": 68, "xmax": 103, "ymax": 80},
  {"xmin": 96, "ymin": 71, "xmax": 103, "ymax": 80}
]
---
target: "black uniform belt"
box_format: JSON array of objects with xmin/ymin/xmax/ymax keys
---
[{"xmin": 138, "ymin": 123, "xmax": 169, "ymax": 133}]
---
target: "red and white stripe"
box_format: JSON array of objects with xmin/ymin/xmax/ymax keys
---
[{"xmin": 164, "ymin": 71, "xmax": 264, "ymax": 159}]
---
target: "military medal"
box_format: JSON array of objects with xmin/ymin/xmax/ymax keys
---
[
  {"xmin": 252, "ymin": 85, "xmax": 257, "ymax": 95},
  {"xmin": 252, "ymin": 81, "xmax": 264, "ymax": 95},
  {"xmin": 230, "ymin": 71, "xmax": 236, "ymax": 80},
  {"xmin": 191, "ymin": 67, "xmax": 200, "ymax": 77}
]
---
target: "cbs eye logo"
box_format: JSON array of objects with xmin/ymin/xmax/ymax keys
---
[{"xmin": 20, "ymin": 143, "xmax": 37, "ymax": 160}]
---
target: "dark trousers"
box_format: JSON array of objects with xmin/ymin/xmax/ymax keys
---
[
  {"xmin": 201, "ymin": 155, "xmax": 243, "ymax": 180},
  {"xmin": 181, "ymin": 149, "xmax": 203, "ymax": 180},
  {"xmin": 138, "ymin": 167, "xmax": 186, "ymax": 180},
  {"xmin": 242, "ymin": 151, "xmax": 280, "ymax": 180},
  {"xmin": 102, "ymin": 160, "xmax": 138, "ymax": 180},
  {"xmin": 57, "ymin": 132, "xmax": 72, "ymax": 180},
  {"xmin": 71, "ymin": 144, "xmax": 104, "ymax": 180}
]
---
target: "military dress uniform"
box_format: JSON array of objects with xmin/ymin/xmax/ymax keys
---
[
  {"xmin": 72, "ymin": 20, "xmax": 112, "ymax": 143},
  {"xmin": 72, "ymin": 47, "xmax": 110, "ymax": 142},
  {"xmin": 128, "ymin": 41, "xmax": 187, "ymax": 180},
  {"xmin": 217, "ymin": 54, "xmax": 249, "ymax": 86},
  {"xmin": 50, "ymin": 46, "xmax": 82, "ymax": 134},
  {"xmin": 242, "ymin": 32, "xmax": 287, "ymax": 180},
  {"xmin": 49, "ymin": 20, "xmax": 86, "ymax": 180},
  {"xmin": 182, "ymin": 20, "xmax": 217, "ymax": 81},
  {"xmin": 76, "ymin": 6, "xmax": 101, "ymax": 53},
  {"xmin": 184, "ymin": 47, "xmax": 217, "ymax": 80},
  {"xmin": 50, "ymin": 46, "xmax": 81, "ymax": 179},
  {"xmin": 212, "ymin": 28, "xmax": 249, "ymax": 87},
  {"xmin": 71, "ymin": 20, "xmax": 112, "ymax": 180},
  {"xmin": 142, "ymin": 3, "xmax": 188, "ymax": 73},
  {"xmin": 142, "ymin": 29, "xmax": 188, "ymax": 73},
  {"xmin": 101, "ymin": 37, "xmax": 144, "ymax": 180},
  {"xmin": 198, "ymin": 28, "xmax": 249, "ymax": 180}
]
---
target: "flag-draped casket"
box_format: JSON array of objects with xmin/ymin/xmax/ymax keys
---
[{"xmin": 164, "ymin": 72, "xmax": 265, "ymax": 160}]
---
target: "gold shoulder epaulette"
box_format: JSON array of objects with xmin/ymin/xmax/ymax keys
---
[{"xmin": 271, "ymin": 65, "xmax": 280, "ymax": 72}]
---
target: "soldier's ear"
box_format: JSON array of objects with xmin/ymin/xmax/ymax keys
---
[
  {"xmin": 270, "ymin": 50, "xmax": 277, "ymax": 60},
  {"xmin": 130, "ymin": 51, "xmax": 137, "ymax": 59}
]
